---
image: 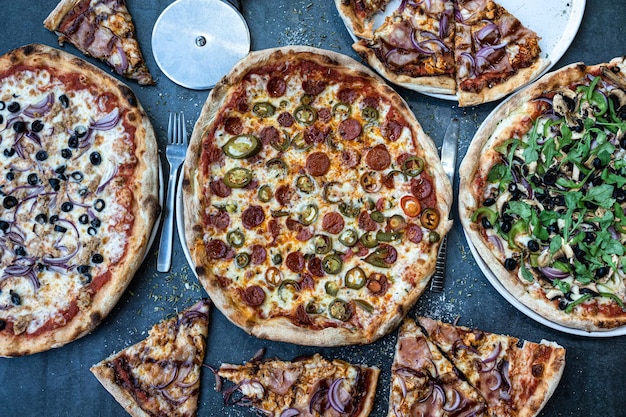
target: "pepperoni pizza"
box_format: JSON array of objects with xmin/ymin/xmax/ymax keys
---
[{"xmin": 182, "ymin": 46, "xmax": 452, "ymax": 346}]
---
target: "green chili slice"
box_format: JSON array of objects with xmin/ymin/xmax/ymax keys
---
[
  {"xmin": 387, "ymin": 214, "xmax": 407, "ymax": 232},
  {"xmin": 370, "ymin": 210, "xmax": 385, "ymax": 223},
  {"xmin": 323, "ymin": 182, "xmax": 342, "ymax": 204},
  {"xmin": 345, "ymin": 266, "xmax": 366, "ymax": 289},
  {"xmin": 471, "ymin": 207, "xmax": 498, "ymax": 225},
  {"xmin": 265, "ymin": 158, "xmax": 288, "ymax": 174},
  {"xmin": 322, "ymin": 254, "xmax": 343, "ymax": 274},
  {"xmin": 360, "ymin": 231, "xmax": 378, "ymax": 248},
  {"xmin": 428, "ymin": 231, "xmax": 440, "ymax": 243},
  {"xmin": 564, "ymin": 293, "xmax": 593, "ymax": 313},
  {"xmin": 354, "ymin": 299, "xmax": 374, "ymax": 313},
  {"xmin": 299, "ymin": 204, "xmax": 319, "ymax": 225},
  {"xmin": 361, "ymin": 106, "xmax": 379, "ymax": 121},
  {"xmin": 271, "ymin": 130, "xmax": 291, "ymax": 152},
  {"xmin": 226, "ymin": 229, "xmax": 245, "ymax": 248},
  {"xmin": 222, "ymin": 135, "xmax": 262, "ymax": 159},
  {"xmin": 325, "ymin": 281, "xmax": 339, "ymax": 296},
  {"xmin": 329, "ymin": 299, "xmax": 352, "ymax": 321},
  {"xmin": 403, "ymin": 156, "xmax": 425, "ymax": 177},
  {"xmin": 376, "ymin": 230, "xmax": 402, "ymax": 243},
  {"xmin": 235, "ymin": 252, "xmax": 250, "ymax": 268},
  {"xmin": 258, "ymin": 185, "xmax": 273, "ymax": 202},
  {"xmin": 332, "ymin": 102, "xmax": 351, "ymax": 120},
  {"xmin": 314, "ymin": 234, "xmax": 333, "ymax": 254},
  {"xmin": 338, "ymin": 228, "xmax": 358, "ymax": 247},
  {"xmin": 223, "ymin": 167, "xmax": 252, "ymax": 188},
  {"xmin": 338, "ymin": 202, "xmax": 361, "ymax": 218},
  {"xmin": 296, "ymin": 174, "xmax": 315, "ymax": 193},
  {"xmin": 253, "ymin": 102, "xmax": 276, "ymax": 118},
  {"xmin": 294, "ymin": 105, "xmax": 318, "ymax": 125},
  {"xmin": 291, "ymin": 132, "xmax": 313, "ymax": 151}
]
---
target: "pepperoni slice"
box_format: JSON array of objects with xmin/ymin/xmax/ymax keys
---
[
  {"xmin": 208, "ymin": 211, "xmax": 230, "ymax": 231},
  {"xmin": 338, "ymin": 87, "xmax": 358, "ymax": 104},
  {"xmin": 305, "ymin": 126, "xmax": 327, "ymax": 144},
  {"xmin": 293, "ymin": 304, "xmax": 312, "ymax": 325},
  {"xmin": 358, "ymin": 210, "xmax": 378, "ymax": 232},
  {"xmin": 286, "ymin": 217, "xmax": 303, "ymax": 233},
  {"xmin": 267, "ymin": 219, "xmax": 281, "ymax": 240},
  {"xmin": 317, "ymin": 107, "xmax": 331, "ymax": 123},
  {"xmin": 367, "ymin": 272, "xmax": 389, "ymax": 296},
  {"xmin": 308, "ymin": 256, "xmax": 325, "ymax": 277},
  {"xmin": 250, "ymin": 245, "xmax": 267, "ymax": 265},
  {"xmin": 411, "ymin": 177, "xmax": 433, "ymax": 200},
  {"xmin": 306, "ymin": 152, "xmax": 331, "ymax": 177},
  {"xmin": 379, "ymin": 244, "xmax": 398, "ymax": 264},
  {"xmin": 242, "ymin": 285, "xmax": 265, "ymax": 307},
  {"xmin": 206, "ymin": 239, "xmax": 227, "ymax": 259},
  {"xmin": 302, "ymin": 79, "xmax": 327, "ymax": 96},
  {"xmin": 382, "ymin": 120, "xmax": 403, "ymax": 141},
  {"xmin": 363, "ymin": 96, "xmax": 379, "ymax": 109},
  {"xmin": 275, "ymin": 185, "xmax": 294, "ymax": 206},
  {"xmin": 366, "ymin": 144, "xmax": 391, "ymax": 171},
  {"xmin": 236, "ymin": 96, "xmax": 248, "ymax": 113},
  {"xmin": 277, "ymin": 112, "xmax": 295, "ymax": 127},
  {"xmin": 260, "ymin": 126, "xmax": 280, "ymax": 146},
  {"xmin": 296, "ymin": 226, "xmax": 313, "ymax": 242},
  {"xmin": 406, "ymin": 223, "xmax": 423, "ymax": 243},
  {"xmin": 322, "ymin": 212, "xmax": 345, "ymax": 234},
  {"xmin": 300, "ymin": 273, "xmax": 315, "ymax": 290},
  {"xmin": 205, "ymin": 146, "xmax": 224, "ymax": 165},
  {"xmin": 267, "ymin": 76, "xmax": 287, "ymax": 97},
  {"xmin": 242, "ymin": 205, "xmax": 265, "ymax": 229},
  {"xmin": 224, "ymin": 117, "xmax": 243, "ymax": 135},
  {"xmin": 338, "ymin": 118, "xmax": 362, "ymax": 141},
  {"xmin": 210, "ymin": 178, "xmax": 231, "ymax": 198},
  {"xmin": 286, "ymin": 251, "xmax": 305, "ymax": 272},
  {"xmin": 341, "ymin": 148, "xmax": 361, "ymax": 169}
]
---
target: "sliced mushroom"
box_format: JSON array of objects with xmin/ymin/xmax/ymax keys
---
[{"xmin": 601, "ymin": 65, "xmax": 626, "ymax": 90}]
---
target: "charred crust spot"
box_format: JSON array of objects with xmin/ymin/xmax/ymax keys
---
[
  {"xmin": 195, "ymin": 265, "xmax": 206, "ymax": 276},
  {"xmin": 531, "ymin": 363, "xmax": 544, "ymax": 377},
  {"xmin": 23, "ymin": 44, "xmax": 36, "ymax": 56},
  {"xmin": 127, "ymin": 112, "xmax": 137, "ymax": 122},
  {"xmin": 395, "ymin": 304, "xmax": 404, "ymax": 315},
  {"xmin": 192, "ymin": 224, "xmax": 203, "ymax": 232},
  {"xmin": 120, "ymin": 85, "xmax": 138, "ymax": 107},
  {"xmin": 182, "ymin": 177, "xmax": 191, "ymax": 187},
  {"xmin": 90, "ymin": 311, "xmax": 102, "ymax": 326}
]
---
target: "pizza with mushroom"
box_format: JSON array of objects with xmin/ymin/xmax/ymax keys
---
[
  {"xmin": 182, "ymin": 46, "xmax": 452, "ymax": 346},
  {"xmin": 459, "ymin": 57, "xmax": 626, "ymax": 331},
  {"xmin": 339, "ymin": 0, "xmax": 547, "ymax": 106},
  {"xmin": 0, "ymin": 44, "xmax": 159, "ymax": 357}
]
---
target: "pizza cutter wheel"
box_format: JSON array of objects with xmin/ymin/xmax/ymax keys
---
[{"xmin": 151, "ymin": 0, "xmax": 250, "ymax": 90}]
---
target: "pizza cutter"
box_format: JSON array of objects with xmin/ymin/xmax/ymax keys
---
[{"xmin": 151, "ymin": 0, "xmax": 250, "ymax": 89}]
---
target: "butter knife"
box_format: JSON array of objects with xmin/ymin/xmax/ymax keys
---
[{"xmin": 430, "ymin": 118, "xmax": 460, "ymax": 292}]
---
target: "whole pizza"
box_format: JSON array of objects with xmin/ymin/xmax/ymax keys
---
[
  {"xmin": 460, "ymin": 56, "xmax": 626, "ymax": 331},
  {"xmin": 0, "ymin": 44, "xmax": 159, "ymax": 356},
  {"xmin": 183, "ymin": 46, "xmax": 452, "ymax": 346}
]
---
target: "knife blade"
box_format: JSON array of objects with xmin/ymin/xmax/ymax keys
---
[{"xmin": 430, "ymin": 118, "xmax": 460, "ymax": 292}]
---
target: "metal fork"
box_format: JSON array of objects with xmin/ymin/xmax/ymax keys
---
[{"xmin": 157, "ymin": 112, "xmax": 187, "ymax": 272}]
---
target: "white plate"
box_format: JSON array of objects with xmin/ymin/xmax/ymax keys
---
[
  {"xmin": 342, "ymin": 0, "xmax": 586, "ymax": 101},
  {"xmin": 175, "ymin": 170, "xmax": 197, "ymax": 276}
]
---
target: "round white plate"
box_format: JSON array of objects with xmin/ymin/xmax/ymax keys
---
[
  {"xmin": 341, "ymin": 0, "xmax": 586, "ymax": 102},
  {"xmin": 175, "ymin": 170, "xmax": 197, "ymax": 276}
]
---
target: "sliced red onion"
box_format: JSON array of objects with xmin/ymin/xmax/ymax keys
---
[
  {"xmin": 113, "ymin": 46, "xmax": 129, "ymax": 75},
  {"xmin": 328, "ymin": 378, "xmax": 346, "ymax": 413},
  {"xmin": 153, "ymin": 362, "xmax": 179, "ymax": 389},
  {"xmin": 280, "ymin": 409, "xmax": 300, "ymax": 417},
  {"xmin": 396, "ymin": 374, "xmax": 407, "ymax": 398},
  {"xmin": 160, "ymin": 387, "xmax": 189, "ymax": 404},
  {"xmin": 250, "ymin": 347, "xmax": 266, "ymax": 363},
  {"xmin": 501, "ymin": 360, "xmax": 512, "ymax": 391},
  {"xmin": 42, "ymin": 243, "xmax": 81, "ymax": 265},
  {"xmin": 222, "ymin": 381, "xmax": 242, "ymax": 405},
  {"xmin": 439, "ymin": 13, "xmax": 449, "ymax": 38},
  {"xmin": 609, "ymin": 226, "xmax": 621, "ymax": 240},
  {"xmin": 201, "ymin": 364, "xmax": 222, "ymax": 392},
  {"xmin": 482, "ymin": 342, "xmax": 501, "ymax": 364},
  {"xmin": 418, "ymin": 382, "xmax": 434, "ymax": 403},
  {"xmin": 474, "ymin": 23, "xmax": 499, "ymax": 45},
  {"xmin": 176, "ymin": 362, "xmax": 199, "ymax": 388},
  {"xmin": 458, "ymin": 52, "xmax": 476, "ymax": 76},
  {"xmin": 488, "ymin": 370, "xmax": 502, "ymax": 391},
  {"xmin": 475, "ymin": 42, "xmax": 508, "ymax": 59},
  {"xmin": 96, "ymin": 161, "xmax": 119, "ymax": 194},
  {"xmin": 23, "ymin": 93, "xmax": 54, "ymax": 118},
  {"xmin": 539, "ymin": 266, "xmax": 570, "ymax": 280},
  {"xmin": 443, "ymin": 388, "xmax": 461, "ymax": 411},
  {"xmin": 25, "ymin": 131, "xmax": 41, "ymax": 146},
  {"xmin": 431, "ymin": 384, "xmax": 446, "ymax": 405},
  {"xmin": 91, "ymin": 107, "xmax": 120, "ymax": 131},
  {"xmin": 308, "ymin": 387, "xmax": 328, "ymax": 413},
  {"xmin": 487, "ymin": 235, "xmax": 505, "ymax": 254}
]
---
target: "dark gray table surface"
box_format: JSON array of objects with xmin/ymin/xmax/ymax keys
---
[{"xmin": 1, "ymin": 1, "xmax": 625, "ymax": 416}]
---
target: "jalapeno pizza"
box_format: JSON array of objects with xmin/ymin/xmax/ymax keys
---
[
  {"xmin": 0, "ymin": 44, "xmax": 159, "ymax": 356},
  {"xmin": 460, "ymin": 57, "xmax": 626, "ymax": 331},
  {"xmin": 182, "ymin": 46, "xmax": 452, "ymax": 346}
]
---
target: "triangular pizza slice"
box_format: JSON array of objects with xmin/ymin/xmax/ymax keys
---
[
  {"xmin": 218, "ymin": 353, "xmax": 379, "ymax": 416},
  {"xmin": 335, "ymin": 0, "xmax": 394, "ymax": 39},
  {"xmin": 389, "ymin": 319, "xmax": 487, "ymax": 417},
  {"xmin": 44, "ymin": 0, "xmax": 155, "ymax": 85},
  {"xmin": 418, "ymin": 316, "xmax": 566, "ymax": 417},
  {"xmin": 90, "ymin": 299, "xmax": 211, "ymax": 417},
  {"xmin": 453, "ymin": 0, "xmax": 548, "ymax": 106}
]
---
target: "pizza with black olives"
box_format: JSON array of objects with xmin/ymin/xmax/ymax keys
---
[
  {"xmin": 0, "ymin": 44, "xmax": 159, "ymax": 356},
  {"xmin": 182, "ymin": 46, "xmax": 452, "ymax": 346},
  {"xmin": 460, "ymin": 57, "xmax": 626, "ymax": 331}
]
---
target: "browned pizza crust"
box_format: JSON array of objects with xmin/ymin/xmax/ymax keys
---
[
  {"xmin": 183, "ymin": 45, "xmax": 452, "ymax": 347},
  {"xmin": 459, "ymin": 57, "xmax": 626, "ymax": 331},
  {"xmin": 0, "ymin": 44, "xmax": 159, "ymax": 357},
  {"xmin": 334, "ymin": 0, "xmax": 392, "ymax": 40}
]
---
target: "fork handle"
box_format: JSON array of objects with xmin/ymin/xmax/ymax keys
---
[{"xmin": 157, "ymin": 165, "xmax": 179, "ymax": 272}]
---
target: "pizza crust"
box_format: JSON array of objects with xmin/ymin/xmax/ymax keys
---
[
  {"xmin": 0, "ymin": 44, "xmax": 159, "ymax": 357},
  {"xmin": 459, "ymin": 58, "xmax": 626, "ymax": 332},
  {"xmin": 184, "ymin": 45, "xmax": 452, "ymax": 346}
]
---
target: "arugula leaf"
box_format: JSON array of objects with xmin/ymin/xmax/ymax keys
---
[
  {"xmin": 549, "ymin": 235, "xmax": 562, "ymax": 254},
  {"xmin": 553, "ymin": 279, "xmax": 571, "ymax": 294},
  {"xmin": 541, "ymin": 137, "xmax": 558, "ymax": 166},
  {"xmin": 505, "ymin": 201, "xmax": 532, "ymax": 220},
  {"xmin": 520, "ymin": 263, "xmax": 534, "ymax": 282},
  {"xmin": 583, "ymin": 184, "xmax": 615, "ymax": 208}
]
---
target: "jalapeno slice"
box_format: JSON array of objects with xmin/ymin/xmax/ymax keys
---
[
  {"xmin": 272, "ymin": 253, "xmax": 283, "ymax": 265},
  {"xmin": 296, "ymin": 174, "xmax": 315, "ymax": 193},
  {"xmin": 344, "ymin": 266, "xmax": 366, "ymax": 289},
  {"xmin": 338, "ymin": 202, "xmax": 361, "ymax": 218},
  {"xmin": 291, "ymin": 132, "xmax": 313, "ymax": 151},
  {"xmin": 428, "ymin": 231, "xmax": 441, "ymax": 243},
  {"xmin": 400, "ymin": 195, "xmax": 421, "ymax": 218},
  {"xmin": 265, "ymin": 266, "xmax": 282, "ymax": 287},
  {"xmin": 300, "ymin": 94, "xmax": 313, "ymax": 105},
  {"xmin": 222, "ymin": 135, "xmax": 261, "ymax": 159},
  {"xmin": 376, "ymin": 230, "xmax": 402, "ymax": 242},
  {"xmin": 223, "ymin": 167, "xmax": 252, "ymax": 188},
  {"xmin": 278, "ymin": 280, "xmax": 300, "ymax": 301},
  {"xmin": 299, "ymin": 204, "xmax": 319, "ymax": 225},
  {"xmin": 359, "ymin": 231, "xmax": 378, "ymax": 248},
  {"xmin": 329, "ymin": 299, "xmax": 352, "ymax": 321},
  {"xmin": 354, "ymin": 299, "xmax": 374, "ymax": 313},
  {"xmin": 258, "ymin": 185, "xmax": 273, "ymax": 202},
  {"xmin": 235, "ymin": 252, "xmax": 250, "ymax": 268},
  {"xmin": 271, "ymin": 130, "xmax": 291, "ymax": 152},
  {"xmin": 338, "ymin": 228, "xmax": 358, "ymax": 247},
  {"xmin": 294, "ymin": 105, "xmax": 318, "ymax": 125},
  {"xmin": 253, "ymin": 102, "xmax": 276, "ymax": 118},
  {"xmin": 360, "ymin": 171, "xmax": 381, "ymax": 193},
  {"xmin": 323, "ymin": 181, "xmax": 342, "ymax": 204},
  {"xmin": 322, "ymin": 254, "xmax": 343, "ymax": 274},
  {"xmin": 314, "ymin": 234, "xmax": 333, "ymax": 255},
  {"xmin": 421, "ymin": 208, "xmax": 440, "ymax": 230},
  {"xmin": 332, "ymin": 102, "xmax": 351, "ymax": 120},
  {"xmin": 361, "ymin": 106, "xmax": 379, "ymax": 121},
  {"xmin": 403, "ymin": 156, "xmax": 425, "ymax": 177},
  {"xmin": 226, "ymin": 229, "xmax": 245, "ymax": 248},
  {"xmin": 387, "ymin": 214, "xmax": 407, "ymax": 232},
  {"xmin": 266, "ymin": 158, "xmax": 288, "ymax": 174},
  {"xmin": 305, "ymin": 300, "xmax": 323, "ymax": 314},
  {"xmin": 370, "ymin": 210, "xmax": 385, "ymax": 223},
  {"xmin": 325, "ymin": 281, "xmax": 339, "ymax": 296}
]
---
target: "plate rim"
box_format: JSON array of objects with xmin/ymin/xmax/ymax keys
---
[{"xmin": 175, "ymin": 169, "xmax": 197, "ymax": 276}]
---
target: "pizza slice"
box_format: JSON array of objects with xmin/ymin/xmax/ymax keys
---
[
  {"xmin": 353, "ymin": 0, "xmax": 457, "ymax": 95},
  {"xmin": 217, "ymin": 353, "xmax": 379, "ymax": 416},
  {"xmin": 389, "ymin": 319, "xmax": 487, "ymax": 417},
  {"xmin": 454, "ymin": 0, "xmax": 548, "ymax": 106},
  {"xmin": 335, "ymin": 0, "xmax": 394, "ymax": 39},
  {"xmin": 44, "ymin": 0, "xmax": 155, "ymax": 85},
  {"xmin": 417, "ymin": 316, "xmax": 566, "ymax": 417},
  {"xmin": 90, "ymin": 299, "xmax": 211, "ymax": 417}
]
